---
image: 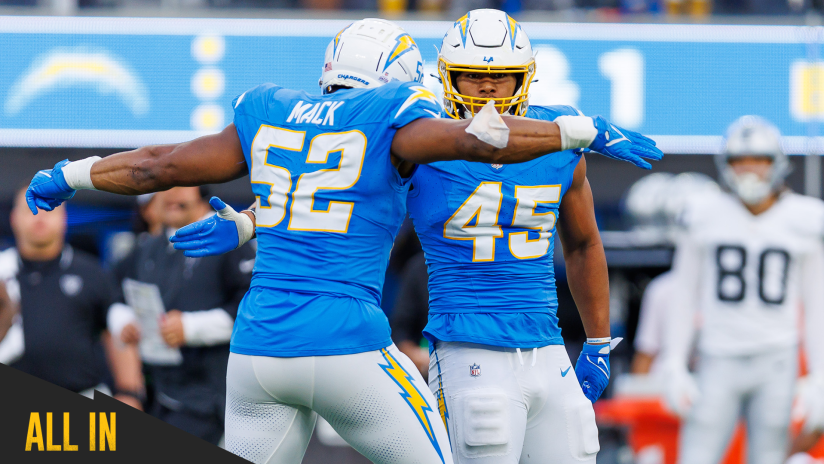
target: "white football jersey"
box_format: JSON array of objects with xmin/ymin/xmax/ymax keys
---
[{"xmin": 669, "ymin": 190, "xmax": 824, "ymax": 358}]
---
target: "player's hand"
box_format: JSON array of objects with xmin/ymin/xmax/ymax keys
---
[
  {"xmin": 575, "ymin": 342, "xmax": 612, "ymax": 403},
  {"xmin": 588, "ymin": 116, "xmax": 663, "ymax": 170},
  {"xmin": 662, "ymin": 363, "xmax": 701, "ymax": 417},
  {"xmin": 120, "ymin": 323, "xmax": 141, "ymax": 345},
  {"xmin": 25, "ymin": 159, "xmax": 76, "ymax": 214},
  {"xmin": 170, "ymin": 197, "xmax": 255, "ymax": 258},
  {"xmin": 159, "ymin": 310, "xmax": 185, "ymax": 348},
  {"xmin": 794, "ymin": 373, "xmax": 824, "ymax": 432}
]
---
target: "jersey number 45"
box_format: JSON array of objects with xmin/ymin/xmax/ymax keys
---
[{"xmin": 444, "ymin": 182, "xmax": 561, "ymax": 262}]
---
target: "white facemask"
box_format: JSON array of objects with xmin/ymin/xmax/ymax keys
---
[{"xmin": 730, "ymin": 171, "xmax": 772, "ymax": 205}]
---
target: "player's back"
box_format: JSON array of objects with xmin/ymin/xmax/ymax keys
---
[
  {"xmin": 678, "ymin": 189, "xmax": 824, "ymax": 355},
  {"xmin": 407, "ymin": 105, "xmax": 582, "ymax": 348},
  {"xmin": 230, "ymin": 80, "xmax": 441, "ymax": 356}
]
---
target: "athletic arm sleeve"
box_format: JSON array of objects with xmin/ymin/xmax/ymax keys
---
[
  {"xmin": 802, "ymin": 240, "xmax": 824, "ymax": 375},
  {"xmin": 660, "ymin": 236, "xmax": 702, "ymax": 368},
  {"xmin": 181, "ymin": 308, "xmax": 235, "ymax": 347}
]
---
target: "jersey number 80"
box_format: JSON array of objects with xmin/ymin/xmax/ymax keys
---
[{"xmin": 716, "ymin": 245, "xmax": 791, "ymax": 305}]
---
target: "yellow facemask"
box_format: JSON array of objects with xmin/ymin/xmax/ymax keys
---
[{"xmin": 438, "ymin": 57, "xmax": 535, "ymax": 119}]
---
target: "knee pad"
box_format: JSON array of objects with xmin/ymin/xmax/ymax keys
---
[
  {"xmin": 462, "ymin": 389, "xmax": 510, "ymax": 446},
  {"xmin": 564, "ymin": 394, "xmax": 600, "ymax": 458},
  {"xmin": 454, "ymin": 388, "xmax": 513, "ymax": 459}
]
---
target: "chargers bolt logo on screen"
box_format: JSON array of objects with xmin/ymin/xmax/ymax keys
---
[{"xmin": 5, "ymin": 47, "xmax": 149, "ymax": 118}]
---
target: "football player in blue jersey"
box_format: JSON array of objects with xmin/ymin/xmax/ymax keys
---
[
  {"xmin": 406, "ymin": 10, "xmax": 619, "ymax": 463},
  {"xmin": 25, "ymin": 18, "xmax": 660, "ymax": 464}
]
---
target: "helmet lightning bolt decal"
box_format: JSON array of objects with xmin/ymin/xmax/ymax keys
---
[
  {"xmin": 383, "ymin": 34, "xmax": 419, "ymax": 73},
  {"xmin": 506, "ymin": 15, "xmax": 520, "ymax": 50},
  {"xmin": 455, "ymin": 12, "xmax": 470, "ymax": 47},
  {"xmin": 333, "ymin": 23, "xmax": 352, "ymax": 57},
  {"xmin": 379, "ymin": 348, "xmax": 445, "ymax": 464}
]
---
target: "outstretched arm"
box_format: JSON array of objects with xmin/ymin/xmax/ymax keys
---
[
  {"xmin": 91, "ymin": 124, "xmax": 247, "ymax": 194},
  {"xmin": 392, "ymin": 115, "xmax": 563, "ymax": 165},
  {"xmin": 392, "ymin": 112, "xmax": 662, "ymax": 169},
  {"xmin": 26, "ymin": 124, "xmax": 248, "ymax": 214}
]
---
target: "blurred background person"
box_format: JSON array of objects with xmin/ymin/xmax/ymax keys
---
[
  {"xmin": 660, "ymin": 116, "xmax": 824, "ymax": 464},
  {"xmin": 624, "ymin": 172, "xmax": 720, "ymax": 375},
  {"xmin": 116, "ymin": 186, "xmax": 254, "ymax": 445},
  {"xmin": 106, "ymin": 192, "xmax": 164, "ymax": 268},
  {"xmin": 0, "ymin": 186, "xmax": 143, "ymax": 408}
]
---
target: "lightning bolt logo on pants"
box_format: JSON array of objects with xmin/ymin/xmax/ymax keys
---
[
  {"xmin": 379, "ymin": 348, "xmax": 445, "ymax": 464},
  {"xmin": 433, "ymin": 349, "xmax": 452, "ymax": 450}
]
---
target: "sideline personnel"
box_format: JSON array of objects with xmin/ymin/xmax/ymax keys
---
[
  {"xmin": 118, "ymin": 186, "xmax": 254, "ymax": 444},
  {"xmin": 0, "ymin": 186, "xmax": 143, "ymax": 407}
]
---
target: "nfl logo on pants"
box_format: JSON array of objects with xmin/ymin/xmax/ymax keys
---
[{"xmin": 469, "ymin": 364, "xmax": 481, "ymax": 377}]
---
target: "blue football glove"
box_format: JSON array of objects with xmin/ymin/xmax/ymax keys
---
[
  {"xmin": 25, "ymin": 159, "xmax": 76, "ymax": 215},
  {"xmin": 575, "ymin": 342, "xmax": 612, "ymax": 403},
  {"xmin": 170, "ymin": 197, "xmax": 255, "ymax": 258},
  {"xmin": 588, "ymin": 116, "xmax": 663, "ymax": 170}
]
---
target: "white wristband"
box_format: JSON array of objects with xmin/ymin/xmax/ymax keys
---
[
  {"xmin": 214, "ymin": 203, "xmax": 254, "ymax": 248},
  {"xmin": 62, "ymin": 156, "xmax": 101, "ymax": 190},
  {"xmin": 554, "ymin": 116, "xmax": 597, "ymax": 151}
]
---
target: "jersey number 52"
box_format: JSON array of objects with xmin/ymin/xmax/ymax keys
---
[
  {"xmin": 250, "ymin": 125, "xmax": 366, "ymax": 233},
  {"xmin": 444, "ymin": 182, "xmax": 562, "ymax": 262}
]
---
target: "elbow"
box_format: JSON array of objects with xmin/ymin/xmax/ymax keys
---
[
  {"xmin": 564, "ymin": 237, "xmax": 604, "ymax": 261},
  {"xmin": 458, "ymin": 135, "xmax": 497, "ymax": 163},
  {"xmin": 131, "ymin": 146, "xmax": 175, "ymax": 192}
]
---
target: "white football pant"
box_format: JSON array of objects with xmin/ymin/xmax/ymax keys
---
[
  {"xmin": 225, "ymin": 345, "xmax": 452, "ymax": 464},
  {"xmin": 679, "ymin": 347, "xmax": 797, "ymax": 464},
  {"xmin": 429, "ymin": 341, "xmax": 599, "ymax": 464}
]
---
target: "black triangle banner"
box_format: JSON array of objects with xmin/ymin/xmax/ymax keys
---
[{"xmin": 0, "ymin": 363, "xmax": 249, "ymax": 463}]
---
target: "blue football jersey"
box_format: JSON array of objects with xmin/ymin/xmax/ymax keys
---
[
  {"xmin": 407, "ymin": 105, "xmax": 582, "ymax": 349},
  {"xmin": 230, "ymin": 81, "xmax": 441, "ymax": 357}
]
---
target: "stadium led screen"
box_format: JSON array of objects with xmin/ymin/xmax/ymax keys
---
[{"xmin": 0, "ymin": 16, "xmax": 820, "ymax": 153}]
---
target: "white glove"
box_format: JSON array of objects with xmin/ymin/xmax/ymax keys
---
[
  {"xmin": 662, "ymin": 362, "xmax": 701, "ymax": 418},
  {"xmin": 794, "ymin": 373, "xmax": 824, "ymax": 433}
]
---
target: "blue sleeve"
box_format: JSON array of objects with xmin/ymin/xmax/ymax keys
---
[
  {"xmin": 528, "ymin": 104, "xmax": 583, "ymax": 120},
  {"xmin": 389, "ymin": 82, "xmax": 443, "ymax": 129}
]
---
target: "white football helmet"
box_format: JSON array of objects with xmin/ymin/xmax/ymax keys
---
[
  {"xmin": 716, "ymin": 115, "xmax": 790, "ymax": 205},
  {"xmin": 624, "ymin": 172, "xmax": 719, "ymax": 231},
  {"xmin": 320, "ymin": 19, "xmax": 424, "ymax": 95},
  {"xmin": 438, "ymin": 9, "xmax": 535, "ymax": 119}
]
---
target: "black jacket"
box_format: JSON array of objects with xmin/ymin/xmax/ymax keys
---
[{"xmin": 115, "ymin": 233, "xmax": 254, "ymax": 418}]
